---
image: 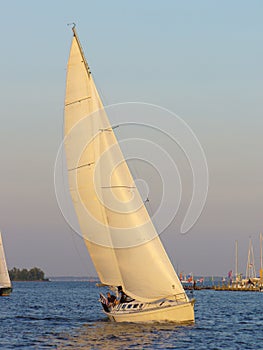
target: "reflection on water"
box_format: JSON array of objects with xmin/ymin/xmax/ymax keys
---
[{"xmin": 55, "ymin": 320, "xmax": 193, "ymax": 349}]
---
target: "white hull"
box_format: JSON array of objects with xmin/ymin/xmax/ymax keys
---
[{"xmin": 104, "ymin": 299, "xmax": 195, "ymax": 323}]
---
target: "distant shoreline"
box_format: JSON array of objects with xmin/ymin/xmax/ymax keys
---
[
  {"xmin": 12, "ymin": 277, "xmax": 99, "ymax": 282},
  {"xmin": 48, "ymin": 276, "xmax": 99, "ymax": 282},
  {"xmin": 12, "ymin": 279, "xmax": 50, "ymax": 282}
]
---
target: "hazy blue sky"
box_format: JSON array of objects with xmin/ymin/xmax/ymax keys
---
[{"xmin": 0, "ymin": 1, "xmax": 262, "ymax": 277}]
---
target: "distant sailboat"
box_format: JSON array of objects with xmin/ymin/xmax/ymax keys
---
[
  {"xmin": 241, "ymin": 236, "xmax": 260, "ymax": 287},
  {"xmin": 0, "ymin": 232, "xmax": 12, "ymax": 296},
  {"xmin": 245, "ymin": 237, "xmax": 256, "ymax": 280},
  {"xmin": 63, "ymin": 25, "xmax": 194, "ymax": 323}
]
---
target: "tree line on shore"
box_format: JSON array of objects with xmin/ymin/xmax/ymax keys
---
[{"xmin": 8, "ymin": 267, "xmax": 48, "ymax": 281}]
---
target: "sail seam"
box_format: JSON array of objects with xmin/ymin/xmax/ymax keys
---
[
  {"xmin": 65, "ymin": 96, "xmax": 91, "ymax": 106},
  {"xmin": 100, "ymin": 126, "xmax": 119, "ymax": 132},
  {"xmin": 68, "ymin": 162, "xmax": 95, "ymax": 171},
  {"xmin": 101, "ymin": 186, "xmax": 136, "ymax": 189}
]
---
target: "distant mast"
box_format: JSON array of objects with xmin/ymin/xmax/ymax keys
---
[
  {"xmin": 235, "ymin": 240, "xmax": 239, "ymax": 282},
  {"xmin": 245, "ymin": 237, "xmax": 256, "ymax": 280},
  {"xmin": 260, "ymin": 233, "xmax": 263, "ymax": 282}
]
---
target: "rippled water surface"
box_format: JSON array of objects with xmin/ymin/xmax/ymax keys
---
[{"xmin": 1, "ymin": 281, "xmax": 263, "ymax": 349}]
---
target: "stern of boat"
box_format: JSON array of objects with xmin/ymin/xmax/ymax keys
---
[{"xmin": 0, "ymin": 287, "xmax": 12, "ymax": 296}]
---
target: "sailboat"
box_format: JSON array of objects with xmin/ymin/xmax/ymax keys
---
[
  {"xmin": 245, "ymin": 237, "xmax": 257, "ymax": 281},
  {"xmin": 0, "ymin": 232, "xmax": 12, "ymax": 296},
  {"xmin": 63, "ymin": 25, "xmax": 195, "ymax": 323},
  {"xmin": 239, "ymin": 237, "xmax": 260, "ymax": 288}
]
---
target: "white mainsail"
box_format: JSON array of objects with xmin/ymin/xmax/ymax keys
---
[
  {"xmin": 0, "ymin": 232, "xmax": 11, "ymax": 288},
  {"xmin": 64, "ymin": 27, "xmax": 186, "ymax": 302}
]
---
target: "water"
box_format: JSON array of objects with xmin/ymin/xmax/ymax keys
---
[{"xmin": 1, "ymin": 282, "xmax": 263, "ymax": 349}]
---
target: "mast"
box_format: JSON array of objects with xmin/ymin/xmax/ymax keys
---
[
  {"xmin": 260, "ymin": 233, "xmax": 263, "ymax": 283},
  {"xmin": 246, "ymin": 237, "xmax": 256, "ymax": 280},
  {"xmin": 260, "ymin": 233, "xmax": 263, "ymax": 270},
  {"xmin": 235, "ymin": 240, "xmax": 238, "ymax": 281},
  {"xmin": 71, "ymin": 24, "xmax": 91, "ymax": 77}
]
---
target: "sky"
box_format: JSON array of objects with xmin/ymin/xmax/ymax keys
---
[{"xmin": 0, "ymin": 1, "xmax": 262, "ymax": 277}]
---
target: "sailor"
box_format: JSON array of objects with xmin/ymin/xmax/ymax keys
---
[
  {"xmin": 107, "ymin": 292, "xmax": 117, "ymax": 307},
  {"xmin": 117, "ymin": 286, "xmax": 127, "ymax": 303}
]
